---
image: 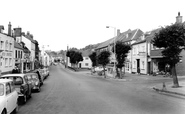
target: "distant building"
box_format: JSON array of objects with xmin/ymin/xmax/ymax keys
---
[{"xmin": 78, "ymin": 50, "xmax": 92, "ymax": 69}]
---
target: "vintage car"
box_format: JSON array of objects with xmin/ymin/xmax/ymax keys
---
[
  {"xmin": 32, "ymin": 69, "xmax": 44, "ymax": 86},
  {"xmin": 26, "ymin": 73, "xmax": 41, "ymax": 92},
  {"xmin": 1, "ymin": 74, "xmax": 32, "ymax": 104},
  {"xmin": 41, "ymin": 68, "xmax": 50, "ymax": 79},
  {"xmin": 0, "ymin": 79, "xmax": 19, "ymax": 114}
]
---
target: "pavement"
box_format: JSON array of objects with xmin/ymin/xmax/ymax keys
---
[{"xmin": 75, "ymin": 69, "xmax": 185, "ymax": 97}]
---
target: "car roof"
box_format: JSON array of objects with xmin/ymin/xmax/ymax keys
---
[
  {"xmin": 1, "ymin": 74, "xmax": 25, "ymax": 77},
  {"xmin": 0, "ymin": 79, "xmax": 13, "ymax": 83}
]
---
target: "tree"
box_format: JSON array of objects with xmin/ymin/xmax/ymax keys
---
[
  {"xmin": 152, "ymin": 23, "xmax": 185, "ymax": 87},
  {"xmin": 112, "ymin": 41, "xmax": 131, "ymax": 79},
  {"xmin": 97, "ymin": 50, "xmax": 111, "ymax": 78},
  {"xmin": 89, "ymin": 52, "xmax": 97, "ymax": 73},
  {"xmin": 66, "ymin": 50, "xmax": 83, "ymax": 68},
  {"xmin": 89, "ymin": 52, "xmax": 97, "ymax": 67}
]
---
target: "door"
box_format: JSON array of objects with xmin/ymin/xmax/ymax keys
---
[
  {"xmin": 136, "ymin": 59, "xmax": 140, "ymax": 73},
  {"xmin": 6, "ymin": 83, "xmax": 14, "ymax": 113},
  {"xmin": 79, "ymin": 63, "xmax": 81, "ymax": 68}
]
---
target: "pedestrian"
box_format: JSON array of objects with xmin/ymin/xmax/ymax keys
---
[{"xmin": 12, "ymin": 66, "xmax": 19, "ymax": 74}]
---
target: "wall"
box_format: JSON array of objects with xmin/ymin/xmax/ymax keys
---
[
  {"xmin": 132, "ymin": 42, "xmax": 148, "ymax": 74},
  {"xmin": 78, "ymin": 57, "xmax": 92, "ymax": 68},
  {"xmin": 0, "ymin": 33, "xmax": 14, "ymax": 74}
]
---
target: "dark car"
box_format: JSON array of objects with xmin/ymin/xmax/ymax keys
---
[
  {"xmin": 32, "ymin": 69, "xmax": 44, "ymax": 86},
  {"xmin": 26, "ymin": 73, "xmax": 41, "ymax": 92},
  {"xmin": 0, "ymin": 74, "xmax": 32, "ymax": 104}
]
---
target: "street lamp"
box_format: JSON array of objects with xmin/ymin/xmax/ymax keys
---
[{"xmin": 106, "ymin": 26, "xmax": 117, "ymax": 77}]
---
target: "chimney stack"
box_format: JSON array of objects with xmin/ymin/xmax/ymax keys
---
[
  {"xmin": 0, "ymin": 26, "xmax": 4, "ymax": 33},
  {"xmin": 8, "ymin": 22, "xmax": 12, "ymax": 36},
  {"xmin": 176, "ymin": 12, "xmax": 183, "ymax": 23},
  {"xmin": 117, "ymin": 29, "xmax": 120, "ymax": 36}
]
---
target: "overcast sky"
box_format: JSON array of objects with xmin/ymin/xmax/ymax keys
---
[{"xmin": 1, "ymin": 0, "xmax": 185, "ymax": 51}]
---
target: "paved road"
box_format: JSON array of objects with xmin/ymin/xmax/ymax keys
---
[{"xmin": 17, "ymin": 64, "xmax": 185, "ymax": 114}]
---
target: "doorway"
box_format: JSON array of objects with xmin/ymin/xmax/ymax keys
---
[{"xmin": 136, "ymin": 59, "xmax": 140, "ymax": 73}]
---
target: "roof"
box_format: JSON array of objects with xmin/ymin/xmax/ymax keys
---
[
  {"xmin": 121, "ymin": 29, "xmax": 143, "ymax": 42},
  {"xmin": 0, "ymin": 79, "xmax": 13, "ymax": 83},
  {"xmin": 95, "ymin": 37, "xmax": 114, "ymax": 49},
  {"xmin": 80, "ymin": 49, "xmax": 92, "ymax": 57},
  {"xmin": 1, "ymin": 74, "xmax": 25, "ymax": 77},
  {"xmin": 14, "ymin": 41, "xmax": 23, "ymax": 50},
  {"xmin": 145, "ymin": 28, "xmax": 161, "ymax": 42}
]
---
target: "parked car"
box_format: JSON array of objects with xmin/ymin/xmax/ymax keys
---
[
  {"xmin": 0, "ymin": 74, "xmax": 32, "ymax": 104},
  {"xmin": 0, "ymin": 79, "xmax": 19, "ymax": 114},
  {"xmin": 26, "ymin": 73, "xmax": 41, "ymax": 92},
  {"xmin": 32, "ymin": 69, "xmax": 44, "ymax": 86},
  {"xmin": 41, "ymin": 68, "xmax": 50, "ymax": 79}
]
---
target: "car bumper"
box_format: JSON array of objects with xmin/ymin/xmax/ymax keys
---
[{"xmin": 32, "ymin": 86, "xmax": 40, "ymax": 90}]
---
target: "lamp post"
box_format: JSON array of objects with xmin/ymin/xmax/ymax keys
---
[{"xmin": 106, "ymin": 26, "xmax": 117, "ymax": 77}]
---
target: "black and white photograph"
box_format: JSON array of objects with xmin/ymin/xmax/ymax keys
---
[{"xmin": 0, "ymin": 0, "xmax": 185, "ymax": 114}]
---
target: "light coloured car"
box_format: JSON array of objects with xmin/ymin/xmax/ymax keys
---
[
  {"xmin": 0, "ymin": 79, "xmax": 19, "ymax": 114},
  {"xmin": 1, "ymin": 74, "xmax": 32, "ymax": 104}
]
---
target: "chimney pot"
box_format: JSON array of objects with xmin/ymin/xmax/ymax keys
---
[
  {"xmin": 8, "ymin": 22, "xmax": 12, "ymax": 36},
  {"xmin": 176, "ymin": 12, "xmax": 183, "ymax": 23}
]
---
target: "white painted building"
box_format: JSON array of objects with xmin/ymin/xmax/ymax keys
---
[
  {"xmin": 78, "ymin": 56, "xmax": 92, "ymax": 69},
  {"xmin": 0, "ymin": 28, "xmax": 15, "ymax": 74}
]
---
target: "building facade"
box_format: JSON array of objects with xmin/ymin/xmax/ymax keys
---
[{"xmin": 0, "ymin": 23, "xmax": 15, "ymax": 74}]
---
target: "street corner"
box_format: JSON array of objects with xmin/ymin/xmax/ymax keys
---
[{"xmin": 152, "ymin": 82, "xmax": 185, "ymax": 98}]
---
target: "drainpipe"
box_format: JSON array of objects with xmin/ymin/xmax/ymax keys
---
[{"xmin": 146, "ymin": 40, "xmax": 148, "ymax": 75}]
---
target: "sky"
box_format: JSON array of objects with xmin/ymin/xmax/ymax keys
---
[{"xmin": 1, "ymin": 0, "xmax": 185, "ymax": 51}]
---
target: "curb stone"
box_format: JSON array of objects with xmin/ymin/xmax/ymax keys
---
[{"xmin": 152, "ymin": 87, "xmax": 185, "ymax": 97}]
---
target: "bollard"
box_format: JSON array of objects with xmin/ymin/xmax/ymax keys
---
[{"xmin": 162, "ymin": 82, "xmax": 167, "ymax": 91}]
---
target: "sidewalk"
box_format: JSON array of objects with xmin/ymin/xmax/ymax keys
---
[
  {"xmin": 153, "ymin": 81, "xmax": 185, "ymax": 97},
  {"xmin": 77, "ymin": 70, "xmax": 185, "ymax": 96}
]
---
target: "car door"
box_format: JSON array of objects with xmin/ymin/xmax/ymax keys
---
[
  {"xmin": 24, "ymin": 75, "xmax": 32, "ymax": 96},
  {"xmin": 5, "ymin": 82, "xmax": 14, "ymax": 113},
  {"xmin": 10, "ymin": 81, "xmax": 17, "ymax": 110}
]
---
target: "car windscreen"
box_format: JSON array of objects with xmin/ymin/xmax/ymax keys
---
[
  {"xmin": 1, "ymin": 76, "xmax": 23, "ymax": 85},
  {"xmin": 0, "ymin": 84, "xmax": 4, "ymax": 96}
]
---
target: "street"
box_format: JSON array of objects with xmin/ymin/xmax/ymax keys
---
[{"xmin": 17, "ymin": 64, "xmax": 185, "ymax": 114}]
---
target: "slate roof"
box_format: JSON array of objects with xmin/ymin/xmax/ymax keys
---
[
  {"xmin": 14, "ymin": 41, "xmax": 23, "ymax": 50},
  {"xmin": 145, "ymin": 28, "xmax": 161, "ymax": 42}
]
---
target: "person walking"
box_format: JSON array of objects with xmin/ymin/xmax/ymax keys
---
[{"xmin": 12, "ymin": 66, "xmax": 20, "ymax": 74}]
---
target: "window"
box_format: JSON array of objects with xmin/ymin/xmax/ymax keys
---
[
  {"xmin": 9, "ymin": 58, "xmax": 12, "ymax": 66},
  {"xmin": 142, "ymin": 46, "xmax": 145, "ymax": 52},
  {"xmin": 142, "ymin": 61, "xmax": 145, "ymax": 69},
  {"xmin": 10, "ymin": 82, "xmax": 15, "ymax": 92},
  {"xmin": 6, "ymin": 83, "xmax": 11, "ymax": 95},
  {"xmin": 0, "ymin": 84, "xmax": 4, "ymax": 96},
  {"xmin": 5, "ymin": 41, "xmax": 8, "ymax": 50},
  {"xmin": 0, "ymin": 41, "xmax": 4, "ymax": 49},
  {"xmin": 15, "ymin": 50, "xmax": 17, "ymax": 58},
  {"xmin": 85, "ymin": 63, "xmax": 88, "ymax": 66},
  {"xmin": 5, "ymin": 58, "xmax": 8, "ymax": 66},
  {"xmin": 18, "ymin": 51, "xmax": 20, "ymax": 58},
  {"xmin": 21, "ymin": 51, "xmax": 22, "ymax": 59},
  {"xmin": 85, "ymin": 57, "xmax": 88, "ymax": 60},
  {"xmin": 9, "ymin": 43, "xmax": 12, "ymax": 51}
]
